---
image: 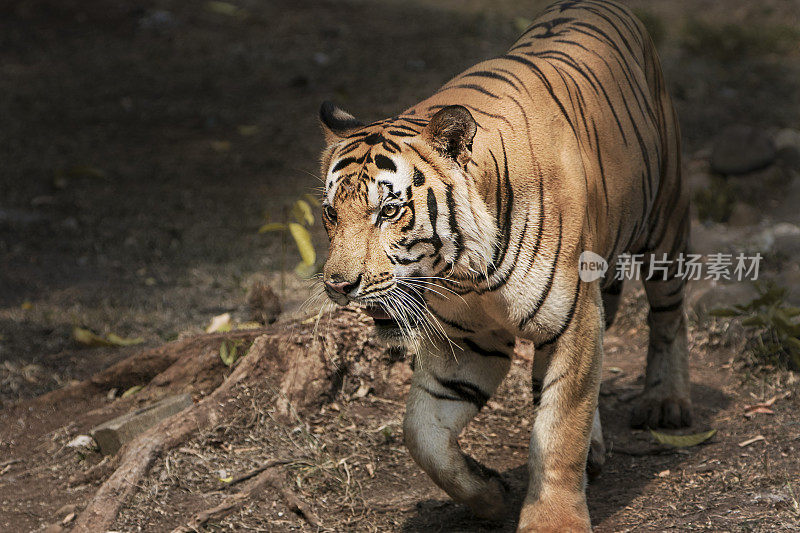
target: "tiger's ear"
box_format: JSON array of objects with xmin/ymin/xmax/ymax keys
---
[
  {"xmin": 422, "ymin": 105, "xmax": 477, "ymax": 167},
  {"xmin": 319, "ymin": 101, "xmax": 363, "ymax": 144}
]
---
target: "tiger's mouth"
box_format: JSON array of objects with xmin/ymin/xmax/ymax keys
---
[
  {"xmin": 358, "ymin": 286, "xmax": 426, "ymax": 332},
  {"xmin": 362, "ymin": 305, "xmax": 394, "ymax": 323}
]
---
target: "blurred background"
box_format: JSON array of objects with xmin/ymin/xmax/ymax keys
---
[{"xmin": 1, "ymin": 0, "xmax": 799, "ymax": 403}]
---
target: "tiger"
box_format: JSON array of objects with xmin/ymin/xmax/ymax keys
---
[{"xmin": 317, "ymin": 0, "xmax": 691, "ymax": 530}]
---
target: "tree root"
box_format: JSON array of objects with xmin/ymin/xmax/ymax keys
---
[
  {"xmin": 172, "ymin": 462, "xmax": 322, "ymax": 532},
  {"xmin": 71, "ymin": 334, "xmax": 276, "ymax": 532},
  {"xmin": 69, "ymin": 309, "xmax": 382, "ymax": 531}
]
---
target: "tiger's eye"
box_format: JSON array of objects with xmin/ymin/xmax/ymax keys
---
[
  {"xmin": 380, "ymin": 204, "xmax": 400, "ymax": 219},
  {"xmin": 324, "ymin": 205, "xmax": 337, "ymax": 222}
]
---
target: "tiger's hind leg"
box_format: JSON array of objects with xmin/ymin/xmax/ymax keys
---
[
  {"xmin": 631, "ymin": 131, "xmax": 692, "ymax": 429},
  {"xmin": 404, "ymin": 333, "xmax": 514, "ymax": 520},
  {"xmin": 601, "ymin": 278, "xmax": 624, "ymax": 330},
  {"xmin": 586, "ymin": 408, "xmax": 605, "ymax": 479}
]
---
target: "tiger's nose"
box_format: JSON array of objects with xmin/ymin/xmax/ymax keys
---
[{"xmin": 325, "ymin": 274, "xmax": 362, "ymax": 295}]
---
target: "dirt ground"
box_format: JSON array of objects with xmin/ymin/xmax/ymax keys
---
[{"xmin": 2, "ymin": 0, "xmax": 800, "ymax": 531}]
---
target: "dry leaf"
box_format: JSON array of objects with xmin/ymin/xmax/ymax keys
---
[
  {"xmin": 650, "ymin": 428, "xmax": 717, "ymax": 448},
  {"xmin": 205, "ymin": 1, "xmax": 244, "ymax": 17},
  {"xmin": 73, "ymin": 327, "xmax": 113, "ymax": 347},
  {"xmin": 206, "ymin": 313, "xmax": 232, "ymax": 333},
  {"xmin": 21, "ymin": 301, "xmax": 33, "ymax": 310},
  {"xmin": 258, "ymin": 222, "xmax": 286, "ymax": 233},
  {"xmin": 66, "ymin": 165, "xmax": 107, "ymax": 179},
  {"xmin": 744, "ymin": 407, "xmax": 775, "ymax": 418},
  {"xmin": 353, "ymin": 381, "xmax": 370, "ymax": 399},
  {"xmin": 237, "ymin": 125, "xmax": 259, "ymax": 136},
  {"xmin": 121, "ymin": 385, "xmax": 143, "ymax": 398},
  {"xmin": 210, "ymin": 140, "xmax": 231, "ymax": 152},
  {"xmin": 288, "ymin": 222, "xmax": 315, "ymax": 266},
  {"xmin": 105, "ymin": 333, "xmax": 144, "ymax": 346},
  {"xmin": 291, "ymin": 199, "xmax": 314, "ymax": 226}
]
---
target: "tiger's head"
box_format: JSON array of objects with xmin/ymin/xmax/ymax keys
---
[{"xmin": 318, "ymin": 102, "xmax": 496, "ymax": 342}]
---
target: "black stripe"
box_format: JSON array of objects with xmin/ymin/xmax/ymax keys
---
[
  {"xmin": 374, "ymin": 153, "xmax": 396, "ymax": 172},
  {"xmin": 650, "ymin": 300, "xmax": 682, "ymax": 314},
  {"xmin": 450, "ymin": 83, "xmax": 500, "ymax": 99},
  {"xmin": 445, "ymin": 184, "xmax": 463, "ymax": 264},
  {"xmin": 332, "ymin": 157, "xmax": 358, "ymax": 173},
  {"xmin": 463, "ymin": 338, "xmax": 510, "ymax": 359},
  {"xmin": 435, "ymin": 377, "xmax": 490, "ymax": 409},
  {"xmin": 413, "ymin": 167, "xmax": 425, "ymax": 186},
  {"xmin": 420, "ymin": 385, "xmax": 461, "ymax": 404}
]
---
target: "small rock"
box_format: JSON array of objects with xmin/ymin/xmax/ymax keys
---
[
  {"xmin": 66, "ymin": 435, "xmax": 95, "ymax": 449},
  {"xmin": 247, "ymin": 281, "xmax": 281, "ymax": 324},
  {"xmin": 711, "ymin": 125, "xmax": 776, "ymax": 175},
  {"xmin": 61, "ymin": 512, "xmax": 76, "ymax": 525}
]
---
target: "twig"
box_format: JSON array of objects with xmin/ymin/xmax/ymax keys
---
[
  {"xmin": 0, "ymin": 459, "xmax": 20, "ymax": 469},
  {"xmin": 222, "ymin": 459, "xmax": 293, "ymax": 488},
  {"xmin": 173, "ymin": 463, "xmax": 322, "ymax": 532}
]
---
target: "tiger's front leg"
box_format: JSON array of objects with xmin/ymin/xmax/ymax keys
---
[
  {"xmin": 518, "ymin": 283, "xmax": 603, "ymax": 533},
  {"xmin": 403, "ymin": 333, "xmax": 514, "ymax": 520}
]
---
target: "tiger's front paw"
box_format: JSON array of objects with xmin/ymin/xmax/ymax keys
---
[
  {"xmin": 517, "ymin": 493, "xmax": 591, "ymax": 533},
  {"xmin": 630, "ymin": 387, "xmax": 692, "ymax": 429}
]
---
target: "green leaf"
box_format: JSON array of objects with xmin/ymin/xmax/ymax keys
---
[
  {"xmin": 258, "ymin": 222, "xmax": 286, "ymax": 234},
  {"xmin": 219, "ymin": 340, "xmax": 239, "ymax": 366},
  {"xmin": 288, "ymin": 222, "xmax": 315, "ymax": 266},
  {"xmin": 708, "ymin": 307, "xmax": 741, "ymax": 317},
  {"xmin": 292, "ymin": 200, "xmax": 314, "ymax": 226},
  {"xmin": 121, "ymin": 385, "xmax": 143, "ymax": 398},
  {"xmin": 650, "ymin": 428, "xmax": 716, "ymax": 448}
]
